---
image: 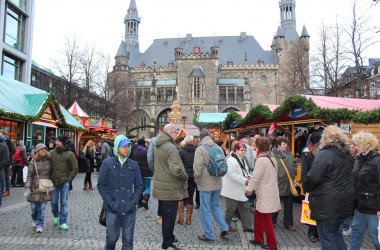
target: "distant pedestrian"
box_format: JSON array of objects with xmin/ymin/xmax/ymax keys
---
[
  {"xmin": 0, "ymin": 129, "xmax": 15, "ymax": 197},
  {"xmin": 193, "ymin": 128, "xmax": 230, "ymax": 243},
  {"xmin": 24, "ymin": 143, "xmax": 52, "ymax": 233},
  {"xmin": 101, "ymin": 138, "xmax": 112, "ymax": 161},
  {"xmin": 98, "ymin": 135, "xmax": 143, "ymax": 250},
  {"xmin": 50, "ymin": 135, "xmax": 78, "ymax": 230},
  {"xmin": 83, "ymin": 140, "xmax": 96, "ymax": 191},
  {"xmin": 0, "ymin": 140, "xmax": 9, "ymax": 207},
  {"xmin": 153, "ymin": 124, "xmax": 188, "ymax": 250},
  {"xmin": 11, "ymin": 140, "xmax": 27, "ymax": 187}
]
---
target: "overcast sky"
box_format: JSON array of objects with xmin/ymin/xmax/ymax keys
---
[{"xmin": 32, "ymin": 0, "xmax": 380, "ymax": 70}]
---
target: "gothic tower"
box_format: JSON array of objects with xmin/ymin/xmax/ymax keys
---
[
  {"xmin": 279, "ymin": 0, "xmax": 296, "ymax": 29},
  {"xmin": 124, "ymin": 0, "xmax": 140, "ymax": 52}
]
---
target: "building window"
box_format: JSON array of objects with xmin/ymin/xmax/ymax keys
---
[
  {"xmin": 157, "ymin": 89, "xmax": 164, "ymax": 102},
  {"xmin": 157, "ymin": 109, "xmax": 170, "ymax": 127},
  {"xmin": 370, "ymin": 82, "xmax": 376, "ymax": 98},
  {"xmin": 228, "ymin": 87, "xmax": 234, "ymax": 101},
  {"xmin": 5, "ymin": 6, "xmax": 25, "ymax": 52},
  {"xmin": 194, "ymin": 47, "xmax": 200, "ymax": 54},
  {"xmin": 219, "ymin": 86, "xmax": 226, "ymax": 102},
  {"xmin": 166, "ymin": 89, "xmax": 174, "ymax": 102},
  {"xmin": 140, "ymin": 113, "xmax": 147, "ymax": 131},
  {"xmin": 2, "ymin": 54, "xmax": 22, "ymax": 80},
  {"xmin": 362, "ymin": 84, "xmax": 367, "ymax": 97},
  {"xmin": 237, "ymin": 87, "xmax": 244, "ymax": 101},
  {"xmin": 143, "ymin": 90, "xmax": 150, "ymax": 102},
  {"xmin": 261, "ymin": 75, "xmax": 267, "ymax": 81},
  {"xmin": 377, "ymin": 81, "xmax": 380, "ymax": 97},
  {"xmin": 194, "ymin": 106, "xmax": 200, "ymax": 113},
  {"xmin": 193, "ymin": 77, "xmax": 201, "ymax": 98}
]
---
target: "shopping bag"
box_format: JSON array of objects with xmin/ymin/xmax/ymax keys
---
[
  {"xmin": 23, "ymin": 166, "xmax": 28, "ymax": 183},
  {"xmin": 300, "ymin": 193, "xmax": 316, "ymax": 226}
]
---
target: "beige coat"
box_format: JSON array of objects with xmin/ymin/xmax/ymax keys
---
[
  {"xmin": 246, "ymin": 152, "xmax": 281, "ymax": 213},
  {"xmin": 193, "ymin": 136, "xmax": 223, "ymax": 191}
]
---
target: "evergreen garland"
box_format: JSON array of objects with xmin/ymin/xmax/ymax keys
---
[
  {"xmin": 128, "ymin": 125, "xmax": 159, "ymax": 134},
  {"xmin": 222, "ymin": 112, "xmax": 244, "ymax": 131},
  {"xmin": 352, "ymin": 109, "xmax": 380, "ymax": 124},
  {"xmin": 239, "ymin": 104, "xmax": 272, "ymax": 127}
]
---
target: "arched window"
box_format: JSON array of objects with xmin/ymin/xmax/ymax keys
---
[
  {"xmin": 370, "ymin": 82, "xmax": 376, "ymax": 98},
  {"xmin": 157, "ymin": 109, "xmax": 171, "ymax": 127},
  {"xmin": 261, "ymin": 75, "xmax": 267, "ymax": 81},
  {"xmin": 222, "ymin": 107, "xmax": 239, "ymax": 113}
]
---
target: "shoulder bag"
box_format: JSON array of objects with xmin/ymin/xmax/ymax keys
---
[
  {"xmin": 34, "ymin": 161, "xmax": 54, "ymax": 194},
  {"xmin": 278, "ymin": 158, "xmax": 300, "ymax": 197}
]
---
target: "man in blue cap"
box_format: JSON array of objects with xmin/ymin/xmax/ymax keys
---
[{"xmin": 98, "ymin": 135, "xmax": 143, "ymax": 250}]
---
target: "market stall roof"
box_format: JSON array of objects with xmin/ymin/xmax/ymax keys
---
[
  {"xmin": 198, "ymin": 112, "xmax": 247, "ymax": 123},
  {"xmin": 0, "ymin": 75, "xmax": 85, "ymax": 131},
  {"xmin": 303, "ymin": 95, "xmax": 380, "ymax": 111},
  {"xmin": 68, "ymin": 101, "xmax": 89, "ymax": 117}
]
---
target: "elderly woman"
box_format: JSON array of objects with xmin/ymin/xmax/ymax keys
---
[
  {"xmin": 348, "ymin": 131, "xmax": 380, "ymax": 250},
  {"xmin": 178, "ymin": 135, "xmax": 197, "ymax": 225},
  {"xmin": 221, "ymin": 142, "xmax": 254, "ymax": 232},
  {"xmin": 25, "ymin": 143, "xmax": 52, "ymax": 233},
  {"xmin": 303, "ymin": 125, "xmax": 354, "ymax": 250},
  {"xmin": 246, "ymin": 137, "xmax": 280, "ymax": 250}
]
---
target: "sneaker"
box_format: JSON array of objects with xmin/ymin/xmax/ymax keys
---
[
  {"xmin": 342, "ymin": 228, "xmax": 351, "ymax": 236},
  {"xmin": 32, "ymin": 221, "xmax": 37, "ymax": 228},
  {"xmin": 198, "ymin": 234, "xmax": 214, "ymax": 243},
  {"xmin": 53, "ymin": 217, "xmax": 59, "ymax": 225},
  {"xmin": 231, "ymin": 216, "xmax": 239, "ymax": 222},
  {"xmin": 220, "ymin": 230, "xmax": 229, "ymax": 237},
  {"xmin": 173, "ymin": 238, "xmax": 179, "ymax": 245},
  {"xmin": 36, "ymin": 226, "xmax": 43, "ymax": 233},
  {"xmin": 285, "ymin": 225, "xmax": 296, "ymax": 231},
  {"xmin": 162, "ymin": 246, "xmax": 181, "ymax": 250},
  {"xmin": 60, "ymin": 223, "xmax": 69, "ymax": 230}
]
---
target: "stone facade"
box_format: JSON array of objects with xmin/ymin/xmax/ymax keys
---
[{"xmin": 108, "ymin": 0, "xmax": 309, "ymax": 136}]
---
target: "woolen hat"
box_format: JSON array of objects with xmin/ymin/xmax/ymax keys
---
[
  {"xmin": 57, "ymin": 135, "xmax": 68, "ymax": 145},
  {"xmin": 200, "ymin": 128, "xmax": 210, "ymax": 140},
  {"xmin": 126, "ymin": 134, "xmax": 137, "ymax": 139},
  {"xmin": 35, "ymin": 143, "xmax": 47, "ymax": 152}
]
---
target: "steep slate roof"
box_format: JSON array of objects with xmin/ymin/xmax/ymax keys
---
[
  {"xmin": 281, "ymin": 25, "xmax": 299, "ymax": 41},
  {"xmin": 0, "ymin": 75, "xmax": 85, "ymax": 130},
  {"xmin": 127, "ymin": 33, "xmax": 276, "ymax": 68},
  {"xmin": 301, "ymin": 25, "xmax": 310, "ymax": 37},
  {"xmin": 116, "ymin": 40, "xmax": 129, "ymax": 58}
]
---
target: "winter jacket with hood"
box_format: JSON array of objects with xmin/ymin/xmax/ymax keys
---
[
  {"xmin": 352, "ymin": 151, "xmax": 380, "ymax": 215},
  {"xmin": 97, "ymin": 135, "xmax": 143, "ymax": 215},
  {"xmin": 152, "ymin": 132, "xmax": 188, "ymax": 201},
  {"xmin": 133, "ymin": 145, "xmax": 153, "ymax": 177},
  {"xmin": 49, "ymin": 144, "xmax": 78, "ymax": 186},
  {"xmin": 25, "ymin": 153, "xmax": 52, "ymax": 202},
  {"xmin": 179, "ymin": 144, "xmax": 197, "ymax": 178},
  {"xmin": 304, "ymin": 143, "xmax": 355, "ymax": 221},
  {"xmin": 193, "ymin": 136, "xmax": 224, "ymax": 191}
]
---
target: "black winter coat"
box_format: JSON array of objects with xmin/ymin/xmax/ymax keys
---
[
  {"xmin": 133, "ymin": 146, "xmax": 153, "ymax": 177},
  {"xmin": 304, "ymin": 143, "xmax": 355, "ymax": 221},
  {"xmin": 353, "ymin": 151, "xmax": 380, "ymax": 214},
  {"xmin": 179, "ymin": 144, "xmax": 197, "ymax": 179}
]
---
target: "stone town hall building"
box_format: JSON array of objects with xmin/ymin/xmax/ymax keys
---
[{"xmin": 108, "ymin": 0, "xmax": 310, "ymax": 135}]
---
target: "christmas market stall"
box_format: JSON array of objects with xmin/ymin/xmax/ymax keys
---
[
  {"xmin": 222, "ymin": 94, "xmax": 380, "ymax": 194},
  {"xmin": 0, "ymin": 75, "xmax": 86, "ymax": 151}
]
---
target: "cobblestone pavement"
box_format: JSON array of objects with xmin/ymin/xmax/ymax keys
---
[{"xmin": 0, "ymin": 173, "xmax": 374, "ymax": 250}]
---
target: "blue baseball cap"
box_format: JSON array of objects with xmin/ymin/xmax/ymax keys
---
[{"xmin": 119, "ymin": 139, "xmax": 133, "ymax": 148}]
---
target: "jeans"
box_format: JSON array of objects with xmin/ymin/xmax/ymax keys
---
[
  {"xmin": 342, "ymin": 217, "xmax": 350, "ymax": 231},
  {"xmin": 31, "ymin": 202, "xmax": 47, "ymax": 227},
  {"xmin": 105, "ymin": 211, "xmax": 136, "ymax": 250},
  {"xmin": 142, "ymin": 178, "xmax": 151, "ymax": 195},
  {"xmin": 186, "ymin": 177, "xmax": 196, "ymax": 205},
  {"xmin": 200, "ymin": 190, "xmax": 229, "ymax": 240},
  {"xmin": 349, "ymin": 209, "xmax": 380, "ymax": 250},
  {"xmin": 0, "ymin": 180, "xmax": 3, "ymax": 207},
  {"xmin": 158, "ymin": 200, "xmax": 178, "ymax": 249},
  {"xmin": 317, "ymin": 218, "xmax": 346, "ymax": 250},
  {"xmin": 51, "ymin": 182, "xmax": 70, "ymax": 225},
  {"xmin": 272, "ymin": 195, "xmax": 293, "ymax": 226},
  {"xmin": 4, "ymin": 165, "xmax": 10, "ymax": 191}
]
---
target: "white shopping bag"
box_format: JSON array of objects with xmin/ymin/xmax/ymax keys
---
[{"xmin": 23, "ymin": 166, "xmax": 28, "ymax": 183}]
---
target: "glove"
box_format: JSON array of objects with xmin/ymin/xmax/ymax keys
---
[{"xmin": 24, "ymin": 188, "xmax": 31, "ymax": 197}]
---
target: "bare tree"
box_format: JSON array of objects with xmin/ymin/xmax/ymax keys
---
[
  {"xmin": 78, "ymin": 44, "xmax": 102, "ymax": 91},
  {"xmin": 345, "ymin": 1, "xmax": 379, "ymax": 98},
  {"xmin": 311, "ymin": 21, "xmax": 348, "ymax": 96},
  {"xmin": 52, "ymin": 36, "xmax": 81, "ymax": 107}
]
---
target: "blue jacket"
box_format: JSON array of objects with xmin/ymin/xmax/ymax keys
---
[{"xmin": 97, "ymin": 155, "xmax": 143, "ymax": 215}]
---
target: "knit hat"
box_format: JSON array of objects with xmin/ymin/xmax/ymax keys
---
[
  {"xmin": 35, "ymin": 143, "xmax": 47, "ymax": 152},
  {"xmin": 57, "ymin": 135, "xmax": 68, "ymax": 145},
  {"xmin": 137, "ymin": 138, "xmax": 146, "ymax": 146},
  {"xmin": 126, "ymin": 134, "xmax": 137, "ymax": 139},
  {"xmin": 200, "ymin": 128, "xmax": 210, "ymax": 141},
  {"xmin": 310, "ymin": 132, "xmax": 322, "ymax": 145},
  {"xmin": 19, "ymin": 140, "xmax": 24, "ymax": 146}
]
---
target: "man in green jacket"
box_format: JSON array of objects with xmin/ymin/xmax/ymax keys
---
[
  {"xmin": 50, "ymin": 135, "xmax": 78, "ymax": 230},
  {"xmin": 153, "ymin": 124, "xmax": 188, "ymax": 250}
]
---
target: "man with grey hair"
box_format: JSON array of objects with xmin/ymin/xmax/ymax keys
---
[{"xmin": 153, "ymin": 124, "xmax": 188, "ymax": 250}]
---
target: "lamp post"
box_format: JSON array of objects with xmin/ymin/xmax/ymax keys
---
[{"xmin": 182, "ymin": 114, "xmax": 187, "ymax": 129}]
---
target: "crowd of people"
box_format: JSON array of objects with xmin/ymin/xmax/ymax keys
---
[{"xmin": 1, "ymin": 124, "xmax": 380, "ymax": 250}]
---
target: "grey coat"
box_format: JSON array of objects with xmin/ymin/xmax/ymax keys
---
[
  {"xmin": 25, "ymin": 154, "xmax": 52, "ymax": 202},
  {"xmin": 0, "ymin": 143, "xmax": 9, "ymax": 182},
  {"xmin": 272, "ymin": 148, "xmax": 297, "ymax": 196}
]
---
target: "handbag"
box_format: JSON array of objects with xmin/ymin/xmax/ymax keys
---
[
  {"xmin": 279, "ymin": 158, "xmax": 300, "ymax": 197},
  {"xmin": 34, "ymin": 161, "xmax": 54, "ymax": 194},
  {"xmin": 300, "ymin": 192, "xmax": 316, "ymax": 226},
  {"xmin": 99, "ymin": 207, "xmax": 106, "ymax": 226}
]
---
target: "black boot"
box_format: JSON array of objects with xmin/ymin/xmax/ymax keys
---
[
  {"xmin": 142, "ymin": 194, "xmax": 150, "ymax": 210},
  {"xmin": 137, "ymin": 194, "xmax": 143, "ymax": 208}
]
